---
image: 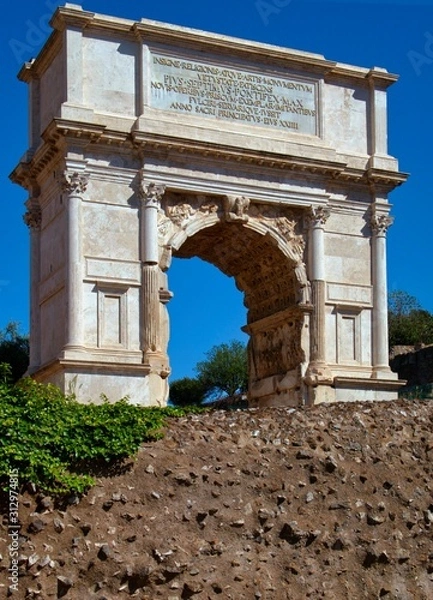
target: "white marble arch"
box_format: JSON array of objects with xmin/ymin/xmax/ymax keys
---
[{"xmin": 10, "ymin": 5, "xmax": 408, "ymax": 405}]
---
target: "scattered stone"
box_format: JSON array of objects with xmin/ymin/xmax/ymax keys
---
[
  {"xmin": 36, "ymin": 496, "xmax": 53, "ymax": 512},
  {"xmin": 97, "ymin": 544, "xmax": 111, "ymax": 561},
  {"xmin": 230, "ymin": 519, "xmax": 245, "ymax": 528},
  {"xmin": 182, "ymin": 580, "xmax": 204, "ymax": 596},
  {"xmin": 27, "ymin": 553, "xmax": 40, "ymax": 567},
  {"xmin": 27, "ymin": 518, "xmax": 45, "ymax": 534},
  {"xmin": 57, "ymin": 576, "xmax": 73, "ymax": 597},
  {"xmin": 324, "ymin": 456, "xmax": 338, "ymax": 473},
  {"xmin": 306, "ymin": 492, "xmax": 314, "ymax": 503},
  {"xmin": 367, "ymin": 513, "xmax": 386, "ymax": 526},
  {"xmin": 80, "ymin": 523, "xmax": 92, "ymax": 535}
]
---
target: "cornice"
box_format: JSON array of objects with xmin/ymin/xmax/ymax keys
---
[
  {"xmin": 10, "ymin": 118, "xmax": 408, "ymax": 194},
  {"xmin": 18, "ymin": 30, "xmax": 63, "ymax": 82},
  {"xmin": 21, "ymin": 5, "xmax": 397, "ymax": 86}
]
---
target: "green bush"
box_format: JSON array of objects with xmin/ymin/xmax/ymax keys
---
[
  {"xmin": 0, "ymin": 365, "xmax": 204, "ymax": 495},
  {"xmin": 169, "ymin": 376, "xmax": 209, "ymax": 406},
  {"xmin": 0, "ymin": 322, "xmax": 29, "ymax": 382}
]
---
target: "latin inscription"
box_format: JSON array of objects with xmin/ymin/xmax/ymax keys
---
[{"xmin": 150, "ymin": 54, "xmax": 318, "ymax": 135}]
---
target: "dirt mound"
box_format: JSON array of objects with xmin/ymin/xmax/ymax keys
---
[{"xmin": 1, "ymin": 399, "xmax": 433, "ymax": 599}]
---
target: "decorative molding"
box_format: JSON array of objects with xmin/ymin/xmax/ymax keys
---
[
  {"xmin": 62, "ymin": 171, "xmax": 89, "ymax": 196},
  {"xmin": 163, "ymin": 194, "xmax": 218, "ymax": 228},
  {"xmin": 370, "ymin": 213, "xmax": 394, "ymax": 236},
  {"xmin": 223, "ymin": 195, "xmax": 250, "ymax": 222},
  {"xmin": 23, "ymin": 205, "xmax": 42, "ymax": 230},
  {"xmin": 306, "ymin": 205, "xmax": 330, "ymax": 228},
  {"xmin": 138, "ymin": 177, "xmax": 166, "ymax": 208}
]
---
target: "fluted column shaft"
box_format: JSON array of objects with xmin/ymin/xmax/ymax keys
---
[
  {"xmin": 138, "ymin": 179, "xmax": 166, "ymax": 357},
  {"xmin": 308, "ymin": 206, "xmax": 329, "ymax": 366}
]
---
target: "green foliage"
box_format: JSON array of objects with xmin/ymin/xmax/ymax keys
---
[
  {"xmin": 0, "ymin": 372, "xmax": 202, "ymax": 496},
  {"xmin": 388, "ymin": 290, "xmax": 433, "ymax": 347},
  {"xmin": 169, "ymin": 376, "xmax": 209, "ymax": 407},
  {"xmin": 196, "ymin": 339, "xmax": 248, "ymax": 400},
  {"xmin": 0, "ymin": 322, "xmax": 29, "ymax": 382},
  {"xmin": 398, "ymin": 383, "xmax": 433, "ymax": 401}
]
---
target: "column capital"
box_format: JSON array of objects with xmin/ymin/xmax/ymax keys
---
[
  {"xmin": 62, "ymin": 171, "xmax": 89, "ymax": 196},
  {"xmin": 371, "ymin": 213, "xmax": 394, "ymax": 236},
  {"xmin": 138, "ymin": 176, "xmax": 166, "ymax": 208},
  {"xmin": 306, "ymin": 205, "xmax": 330, "ymax": 229},
  {"xmin": 23, "ymin": 204, "xmax": 42, "ymax": 230}
]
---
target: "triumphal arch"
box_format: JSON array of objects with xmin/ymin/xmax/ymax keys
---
[{"xmin": 11, "ymin": 5, "xmax": 407, "ymax": 406}]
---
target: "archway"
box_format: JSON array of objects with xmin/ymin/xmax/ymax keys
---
[
  {"xmin": 168, "ymin": 255, "xmax": 247, "ymax": 381},
  {"xmin": 159, "ymin": 192, "xmax": 312, "ymax": 407}
]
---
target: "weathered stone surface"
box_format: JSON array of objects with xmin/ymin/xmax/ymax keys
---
[{"xmin": 11, "ymin": 5, "xmax": 406, "ymax": 408}]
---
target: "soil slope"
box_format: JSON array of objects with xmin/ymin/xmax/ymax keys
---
[{"xmin": 1, "ymin": 399, "xmax": 433, "ymax": 600}]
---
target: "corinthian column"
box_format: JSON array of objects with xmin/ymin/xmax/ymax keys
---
[
  {"xmin": 23, "ymin": 201, "xmax": 42, "ymax": 371},
  {"xmin": 371, "ymin": 211, "xmax": 394, "ymax": 377},
  {"xmin": 62, "ymin": 171, "xmax": 88, "ymax": 352},
  {"xmin": 305, "ymin": 206, "xmax": 333, "ymax": 387},
  {"xmin": 138, "ymin": 178, "xmax": 166, "ymax": 358}
]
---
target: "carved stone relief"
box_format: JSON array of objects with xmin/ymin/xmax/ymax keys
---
[
  {"xmin": 249, "ymin": 316, "xmax": 305, "ymax": 381},
  {"xmin": 223, "ymin": 195, "xmax": 250, "ymax": 222}
]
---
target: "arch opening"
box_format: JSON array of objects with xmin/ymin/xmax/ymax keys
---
[
  {"xmin": 171, "ymin": 220, "xmax": 309, "ymax": 407},
  {"xmin": 167, "ymin": 255, "xmax": 248, "ymax": 382}
]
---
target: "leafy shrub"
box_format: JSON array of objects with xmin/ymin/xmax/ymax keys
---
[
  {"xmin": 398, "ymin": 383, "xmax": 433, "ymax": 401},
  {"xmin": 169, "ymin": 376, "xmax": 209, "ymax": 406},
  {"xmin": 0, "ymin": 366, "xmax": 204, "ymax": 495},
  {"xmin": 0, "ymin": 322, "xmax": 29, "ymax": 382}
]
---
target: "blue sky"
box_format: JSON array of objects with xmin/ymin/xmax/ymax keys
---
[{"xmin": 1, "ymin": 0, "xmax": 432, "ymax": 380}]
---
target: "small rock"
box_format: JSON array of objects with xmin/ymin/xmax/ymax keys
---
[
  {"xmin": 296, "ymin": 450, "xmax": 313, "ymax": 460},
  {"xmin": 182, "ymin": 580, "xmax": 204, "ymax": 596},
  {"xmin": 27, "ymin": 553, "xmax": 40, "ymax": 567},
  {"xmin": 27, "ymin": 518, "xmax": 45, "ymax": 534},
  {"xmin": 258, "ymin": 508, "xmax": 275, "ymax": 522},
  {"xmin": 306, "ymin": 492, "xmax": 314, "ymax": 503},
  {"xmin": 80, "ymin": 523, "xmax": 92, "ymax": 535},
  {"xmin": 324, "ymin": 456, "xmax": 338, "ymax": 473},
  {"xmin": 230, "ymin": 519, "xmax": 245, "ymax": 527},
  {"xmin": 97, "ymin": 544, "xmax": 111, "ymax": 561},
  {"xmin": 367, "ymin": 513, "xmax": 386, "ymax": 526},
  {"xmin": 53, "ymin": 518, "xmax": 65, "ymax": 533},
  {"xmin": 38, "ymin": 555, "xmax": 52, "ymax": 568},
  {"xmin": 145, "ymin": 464, "xmax": 155, "ymax": 474},
  {"xmin": 37, "ymin": 496, "xmax": 53, "ymax": 512},
  {"xmin": 57, "ymin": 576, "xmax": 74, "ymax": 598},
  {"xmin": 174, "ymin": 473, "xmax": 192, "ymax": 486}
]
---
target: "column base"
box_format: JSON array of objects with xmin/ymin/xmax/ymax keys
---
[
  {"xmin": 142, "ymin": 351, "xmax": 170, "ymax": 378},
  {"xmin": 304, "ymin": 361, "xmax": 334, "ymax": 386},
  {"xmin": 371, "ymin": 366, "xmax": 396, "ymax": 379}
]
